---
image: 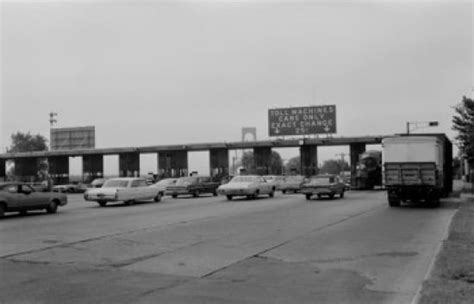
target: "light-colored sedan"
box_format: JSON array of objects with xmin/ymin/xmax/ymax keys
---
[
  {"xmin": 301, "ymin": 174, "xmax": 346, "ymax": 200},
  {"xmin": 84, "ymin": 177, "xmax": 161, "ymax": 207},
  {"xmin": 279, "ymin": 175, "xmax": 306, "ymax": 194},
  {"xmin": 151, "ymin": 178, "xmax": 177, "ymax": 200},
  {"xmin": 217, "ymin": 175, "xmax": 276, "ymax": 200}
]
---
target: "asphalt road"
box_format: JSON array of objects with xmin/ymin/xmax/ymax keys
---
[{"xmin": 0, "ymin": 190, "xmax": 459, "ymax": 303}]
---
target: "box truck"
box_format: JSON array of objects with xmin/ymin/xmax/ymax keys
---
[{"xmin": 382, "ymin": 134, "xmax": 452, "ymax": 207}]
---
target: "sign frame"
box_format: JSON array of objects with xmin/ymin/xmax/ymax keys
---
[{"xmin": 268, "ymin": 105, "xmax": 337, "ymax": 136}]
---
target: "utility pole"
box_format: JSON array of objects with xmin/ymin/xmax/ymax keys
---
[
  {"xmin": 335, "ymin": 153, "xmax": 347, "ymax": 163},
  {"xmin": 49, "ymin": 112, "xmax": 57, "ymax": 127}
]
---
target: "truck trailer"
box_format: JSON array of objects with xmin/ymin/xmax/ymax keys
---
[{"xmin": 382, "ymin": 134, "xmax": 452, "ymax": 208}]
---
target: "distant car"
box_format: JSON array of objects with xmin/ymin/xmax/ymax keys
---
[
  {"xmin": 166, "ymin": 176, "xmax": 220, "ymax": 198},
  {"xmin": 217, "ymin": 175, "xmax": 276, "ymax": 200},
  {"xmin": 0, "ymin": 182, "xmax": 68, "ymax": 218},
  {"xmin": 279, "ymin": 175, "xmax": 306, "ymax": 193},
  {"xmin": 263, "ymin": 175, "xmax": 286, "ymax": 190},
  {"xmin": 83, "ymin": 177, "xmax": 161, "ymax": 207},
  {"xmin": 339, "ymin": 171, "xmax": 352, "ymax": 190},
  {"xmin": 52, "ymin": 182, "xmax": 87, "ymax": 193},
  {"xmin": 151, "ymin": 178, "xmax": 178, "ymax": 200},
  {"xmin": 90, "ymin": 178, "xmax": 106, "ymax": 188},
  {"xmin": 301, "ymin": 174, "xmax": 346, "ymax": 200}
]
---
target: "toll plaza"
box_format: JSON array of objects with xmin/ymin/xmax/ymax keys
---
[{"xmin": 0, "ymin": 136, "xmax": 383, "ymax": 187}]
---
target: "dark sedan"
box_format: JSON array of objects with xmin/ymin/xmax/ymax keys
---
[
  {"xmin": 0, "ymin": 182, "xmax": 68, "ymax": 218},
  {"xmin": 301, "ymin": 174, "xmax": 346, "ymax": 200}
]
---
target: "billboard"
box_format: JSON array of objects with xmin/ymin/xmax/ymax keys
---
[
  {"xmin": 50, "ymin": 126, "xmax": 95, "ymax": 150},
  {"xmin": 268, "ymin": 105, "xmax": 336, "ymax": 136}
]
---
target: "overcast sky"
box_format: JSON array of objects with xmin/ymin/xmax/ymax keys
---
[{"xmin": 0, "ymin": 0, "xmax": 472, "ymax": 174}]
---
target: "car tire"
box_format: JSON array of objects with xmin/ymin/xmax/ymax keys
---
[
  {"xmin": 340, "ymin": 191, "xmax": 344, "ymax": 198},
  {"xmin": 388, "ymin": 194, "xmax": 401, "ymax": 207},
  {"xmin": 0, "ymin": 203, "xmax": 6, "ymax": 218},
  {"xmin": 305, "ymin": 194, "xmax": 312, "ymax": 200},
  {"xmin": 226, "ymin": 195, "xmax": 233, "ymax": 201},
  {"xmin": 254, "ymin": 191, "xmax": 259, "ymax": 199},
  {"xmin": 98, "ymin": 201, "xmax": 107, "ymax": 207},
  {"xmin": 154, "ymin": 193, "xmax": 162, "ymax": 202},
  {"xmin": 46, "ymin": 201, "xmax": 58, "ymax": 214}
]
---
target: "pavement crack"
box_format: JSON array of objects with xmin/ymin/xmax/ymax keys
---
[{"xmin": 202, "ymin": 205, "xmax": 383, "ymax": 278}]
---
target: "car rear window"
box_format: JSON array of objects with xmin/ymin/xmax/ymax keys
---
[
  {"xmin": 231, "ymin": 176, "xmax": 256, "ymax": 183},
  {"xmin": 103, "ymin": 180, "xmax": 129, "ymax": 188},
  {"xmin": 176, "ymin": 177, "xmax": 197, "ymax": 186},
  {"xmin": 310, "ymin": 177, "xmax": 334, "ymax": 185}
]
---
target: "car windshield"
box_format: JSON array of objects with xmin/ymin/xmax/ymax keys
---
[
  {"xmin": 231, "ymin": 176, "xmax": 256, "ymax": 183},
  {"xmin": 176, "ymin": 177, "xmax": 197, "ymax": 186},
  {"xmin": 310, "ymin": 177, "xmax": 334, "ymax": 185},
  {"xmin": 103, "ymin": 179, "xmax": 129, "ymax": 188},
  {"xmin": 156, "ymin": 179, "xmax": 176, "ymax": 186}
]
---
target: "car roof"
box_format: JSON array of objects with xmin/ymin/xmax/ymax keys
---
[
  {"xmin": 311, "ymin": 174, "xmax": 336, "ymax": 178},
  {"xmin": 106, "ymin": 177, "xmax": 144, "ymax": 181}
]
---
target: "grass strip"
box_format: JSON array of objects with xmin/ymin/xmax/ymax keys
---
[{"xmin": 418, "ymin": 194, "xmax": 474, "ymax": 304}]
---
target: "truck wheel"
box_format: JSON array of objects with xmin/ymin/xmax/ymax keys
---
[
  {"xmin": 306, "ymin": 194, "xmax": 312, "ymax": 200},
  {"xmin": 98, "ymin": 201, "xmax": 107, "ymax": 207},
  {"xmin": 226, "ymin": 195, "xmax": 233, "ymax": 201},
  {"xmin": 428, "ymin": 198, "xmax": 440, "ymax": 208},
  {"xmin": 388, "ymin": 195, "xmax": 401, "ymax": 207}
]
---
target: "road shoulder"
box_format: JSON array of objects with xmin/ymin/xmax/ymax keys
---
[{"xmin": 417, "ymin": 193, "xmax": 474, "ymax": 304}]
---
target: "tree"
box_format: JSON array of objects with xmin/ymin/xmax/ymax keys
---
[
  {"xmin": 285, "ymin": 156, "xmax": 301, "ymax": 174},
  {"xmin": 320, "ymin": 159, "xmax": 350, "ymax": 175},
  {"xmin": 452, "ymin": 96, "xmax": 474, "ymax": 161},
  {"xmin": 8, "ymin": 131, "xmax": 48, "ymax": 153},
  {"xmin": 238, "ymin": 150, "xmax": 284, "ymax": 175}
]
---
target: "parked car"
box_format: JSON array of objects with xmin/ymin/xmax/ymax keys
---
[
  {"xmin": 217, "ymin": 175, "xmax": 276, "ymax": 200},
  {"xmin": 151, "ymin": 178, "xmax": 178, "ymax": 200},
  {"xmin": 90, "ymin": 178, "xmax": 106, "ymax": 188},
  {"xmin": 83, "ymin": 177, "xmax": 161, "ymax": 207},
  {"xmin": 279, "ymin": 175, "xmax": 306, "ymax": 193},
  {"xmin": 301, "ymin": 174, "xmax": 346, "ymax": 200},
  {"xmin": 166, "ymin": 176, "xmax": 220, "ymax": 198},
  {"xmin": 0, "ymin": 182, "xmax": 68, "ymax": 218},
  {"xmin": 263, "ymin": 175, "xmax": 286, "ymax": 190}
]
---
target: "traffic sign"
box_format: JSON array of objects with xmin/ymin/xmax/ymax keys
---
[{"xmin": 268, "ymin": 105, "xmax": 337, "ymax": 136}]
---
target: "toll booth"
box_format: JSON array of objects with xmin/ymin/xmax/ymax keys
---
[{"xmin": 158, "ymin": 150, "xmax": 188, "ymax": 178}]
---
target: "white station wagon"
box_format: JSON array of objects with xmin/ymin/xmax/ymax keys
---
[{"xmin": 84, "ymin": 177, "xmax": 161, "ymax": 207}]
